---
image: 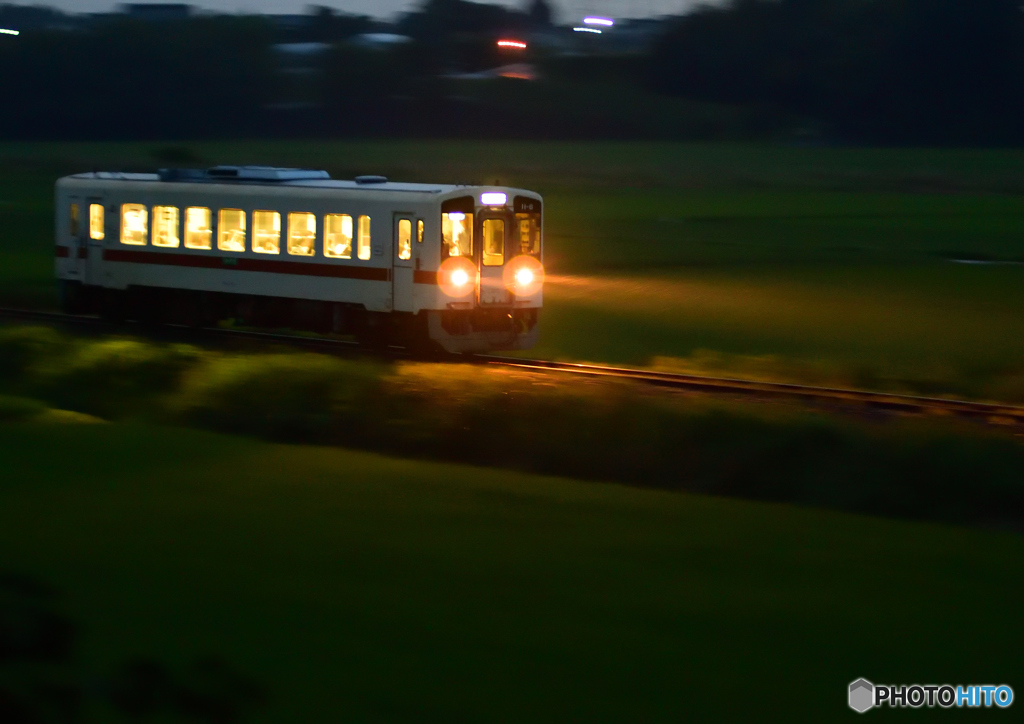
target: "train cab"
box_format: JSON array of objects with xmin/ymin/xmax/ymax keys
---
[{"xmin": 429, "ymin": 190, "xmax": 544, "ymax": 353}]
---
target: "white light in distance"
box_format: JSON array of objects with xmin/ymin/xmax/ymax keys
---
[
  {"xmin": 0, "ymin": 28, "xmax": 20, "ymax": 35},
  {"xmin": 573, "ymin": 27, "xmax": 602, "ymax": 34},
  {"xmin": 480, "ymin": 192, "xmax": 507, "ymax": 206},
  {"xmin": 451, "ymin": 269, "xmax": 470, "ymax": 287},
  {"xmin": 583, "ymin": 17, "xmax": 614, "ymax": 27},
  {"xmin": 516, "ymin": 268, "xmax": 534, "ymax": 286}
]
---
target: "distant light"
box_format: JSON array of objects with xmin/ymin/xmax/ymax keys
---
[
  {"xmin": 516, "ymin": 268, "xmax": 534, "ymax": 286},
  {"xmin": 0, "ymin": 28, "xmax": 19, "ymax": 36},
  {"xmin": 573, "ymin": 27, "xmax": 602, "ymax": 34},
  {"xmin": 497, "ymin": 39, "xmax": 527, "ymax": 49},
  {"xmin": 583, "ymin": 17, "xmax": 614, "ymax": 27},
  {"xmin": 480, "ymin": 192, "xmax": 507, "ymax": 206}
]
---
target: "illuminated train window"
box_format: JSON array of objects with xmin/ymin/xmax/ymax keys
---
[
  {"xmin": 253, "ymin": 210, "xmax": 281, "ymax": 254},
  {"xmin": 89, "ymin": 204, "xmax": 105, "ymax": 240},
  {"xmin": 515, "ymin": 212, "xmax": 541, "ymax": 256},
  {"xmin": 482, "ymin": 218, "xmax": 504, "ymax": 266},
  {"xmin": 121, "ymin": 204, "xmax": 148, "ymax": 245},
  {"xmin": 442, "ymin": 212, "xmax": 473, "ymax": 259},
  {"xmin": 357, "ymin": 215, "xmax": 371, "ymax": 260},
  {"xmin": 152, "ymin": 206, "xmax": 180, "ymax": 248},
  {"xmin": 417, "ymin": 219, "xmax": 424, "ymax": 243},
  {"xmin": 324, "ymin": 214, "xmax": 352, "ymax": 259},
  {"xmin": 218, "ymin": 209, "xmax": 246, "ymax": 252},
  {"xmin": 288, "ymin": 212, "xmax": 316, "ymax": 256},
  {"xmin": 69, "ymin": 204, "xmax": 80, "ymax": 237},
  {"xmin": 398, "ymin": 219, "xmax": 412, "ymax": 261},
  {"xmin": 185, "ymin": 207, "xmax": 212, "ymax": 249}
]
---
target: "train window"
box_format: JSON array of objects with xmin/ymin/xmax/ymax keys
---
[
  {"xmin": 89, "ymin": 204, "xmax": 104, "ymax": 240},
  {"xmin": 357, "ymin": 215, "xmax": 371, "ymax": 260},
  {"xmin": 482, "ymin": 219, "xmax": 504, "ymax": 266},
  {"xmin": 152, "ymin": 206, "xmax": 180, "ymax": 248},
  {"xmin": 218, "ymin": 209, "xmax": 246, "ymax": 252},
  {"xmin": 515, "ymin": 212, "xmax": 541, "ymax": 256},
  {"xmin": 398, "ymin": 219, "xmax": 412, "ymax": 261},
  {"xmin": 324, "ymin": 214, "xmax": 352, "ymax": 259},
  {"xmin": 185, "ymin": 207, "xmax": 212, "ymax": 250},
  {"xmin": 253, "ymin": 210, "xmax": 281, "ymax": 255},
  {"xmin": 69, "ymin": 204, "xmax": 80, "ymax": 237},
  {"xmin": 288, "ymin": 212, "xmax": 316, "ymax": 256},
  {"xmin": 441, "ymin": 212, "xmax": 473, "ymax": 259},
  {"xmin": 417, "ymin": 219, "xmax": 424, "ymax": 243},
  {"xmin": 121, "ymin": 204, "xmax": 148, "ymax": 245}
]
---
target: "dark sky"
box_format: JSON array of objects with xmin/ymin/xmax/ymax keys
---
[{"xmin": 22, "ymin": 1, "xmax": 709, "ymax": 21}]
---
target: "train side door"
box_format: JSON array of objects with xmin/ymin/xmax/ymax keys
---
[
  {"xmin": 84, "ymin": 196, "xmax": 105, "ymax": 286},
  {"xmin": 65, "ymin": 196, "xmax": 86, "ymax": 280},
  {"xmin": 392, "ymin": 214, "xmax": 414, "ymax": 312}
]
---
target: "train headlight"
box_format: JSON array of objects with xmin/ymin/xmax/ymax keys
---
[
  {"xmin": 503, "ymin": 255, "xmax": 544, "ymax": 296},
  {"xmin": 438, "ymin": 256, "xmax": 478, "ymax": 297},
  {"xmin": 451, "ymin": 269, "xmax": 470, "ymax": 287}
]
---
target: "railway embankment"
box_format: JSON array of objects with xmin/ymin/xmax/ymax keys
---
[{"xmin": 3, "ymin": 323, "xmax": 1022, "ymax": 531}]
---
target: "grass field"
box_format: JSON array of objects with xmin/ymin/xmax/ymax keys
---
[
  {"xmin": 3, "ymin": 140, "xmax": 1024, "ymax": 398},
  {"xmin": 5, "ymin": 325, "xmax": 1024, "ymax": 529},
  {"xmin": 2, "ymin": 143, "xmax": 1023, "ymax": 720},
  {"xmin": 2, "ymin": 420, "xmax": 1022, "ymax": 721}
]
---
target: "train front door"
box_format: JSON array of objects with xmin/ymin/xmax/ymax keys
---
[
  {"xmin": 478, "ymin": 213, "xmax": 510, "ymax": 306},
  {"xmin": 392, "ymin": 214, "xmax": 415, "ymax": 312}
]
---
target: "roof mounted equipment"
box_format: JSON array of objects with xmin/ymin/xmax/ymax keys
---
[
  {"xmin": 158, "ymin": 166, "xmax": 330, "ymax": 182},
  {"xmin": 205, "ymin": 166, "xmax": 330, "ymax": 181}
]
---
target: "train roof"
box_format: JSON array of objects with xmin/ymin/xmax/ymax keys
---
[{"xmin": 58, "ymin": 166, "xmax": 533, "ymax": 197}]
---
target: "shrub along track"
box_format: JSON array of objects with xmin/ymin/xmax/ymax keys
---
[{"xmin": 3, "ymin": 306, "xmax": 1024, "ymax": 429}]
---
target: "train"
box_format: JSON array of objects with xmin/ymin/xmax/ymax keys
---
[{"xmin": 55, "ymin": 166, "xmax": 544, "ymax": 353}]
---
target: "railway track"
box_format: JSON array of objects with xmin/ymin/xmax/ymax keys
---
[
  {"xmin": 482, "ymin": 357, "xmax": 1024, "ymax": 425},
  {"xmin": 4, "ymin": 306, "xmax": 1024, "ymax": 427}
]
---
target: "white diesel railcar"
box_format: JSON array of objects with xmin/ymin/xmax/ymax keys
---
[{"xmin": 55, "ymin": 167, "xmax": 544, "ymax": 353}]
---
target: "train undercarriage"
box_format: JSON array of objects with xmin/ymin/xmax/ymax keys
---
[{"xmin": 58, "ymin": 279, "xmax": 539, "ymax": 353}]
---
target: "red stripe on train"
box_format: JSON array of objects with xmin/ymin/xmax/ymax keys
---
[{"xmin": 102, "ymin": 248, "xmax": 391, "ymax": 282}]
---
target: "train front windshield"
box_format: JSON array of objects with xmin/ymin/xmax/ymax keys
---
[
  {"xmin": 443, "ymin": 196, "xmax": 541, "ymax": 262},
  {"xmin": 442, "ymin": 212, "xmax": 473, "ymax": 259},
  {"xmin": 515, "ymin": 211, "xmax": 541, "ymax": 257}
]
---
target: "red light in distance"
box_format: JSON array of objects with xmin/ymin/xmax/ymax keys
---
[{"xmin": 497, "ymin": 40, "xmax": 527, "ymax": 49}]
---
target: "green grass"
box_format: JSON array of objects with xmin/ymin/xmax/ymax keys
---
[
  {"xmin": 1, "ymin": 421, "xmax": 1021, "ymax": 721},
  {"xmin": 3, "ymin": 141, "xmax": 1024, "ymax": 397},
  {"xmin": 3, "ymin": 143, "xmax": 1023, "ymax": 721},
  {"xmin": 4, "ymin": 324, "xmax": 1023, "ymax": 529}
]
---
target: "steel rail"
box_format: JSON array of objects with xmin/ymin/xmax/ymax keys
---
[
  {"xmin": 3, "ymin": 307, "xmax": 1023, "ymax": 425},
  {"xmin": 476, "ymin": 356, "xmax": 1024, "ymax": 423}
]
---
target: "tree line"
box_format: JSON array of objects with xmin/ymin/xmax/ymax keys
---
[
  {"xmin": 0, "ymin": 0, "xmax": 1021, "ymax": 145},
  {"xmin": 0, "ymin": 16, "xmax": 276, "ymax": 140},
  {"xmin": 650, "ymin": 0, "xmax": 1024, "ymax": 145}
]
